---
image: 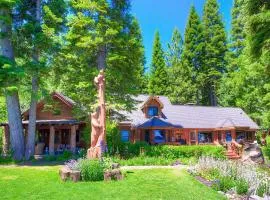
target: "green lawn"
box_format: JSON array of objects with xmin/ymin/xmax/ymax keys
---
[{"xmin": 0, "ymin": 166, "xmax": 225, "ymax": 200}]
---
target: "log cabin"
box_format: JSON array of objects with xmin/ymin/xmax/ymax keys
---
[
  {"xmin": 1, "ymin": 92, "xmax": 86, "ymax": 155},
  {"xmin": 1, "ymin": 93, "xmax": 259, "ymax": 156}
]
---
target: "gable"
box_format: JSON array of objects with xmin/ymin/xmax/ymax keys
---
[{"xmin": 23, "ymin": 92, "xmax": 75, "ymax": 120}]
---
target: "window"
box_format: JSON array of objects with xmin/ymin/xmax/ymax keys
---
[
  {"xmin": 148, "ymin": 106, "xmax": 158, "ymax": 117},
  {"xmin": 153, "ymin": 130, "xmax": 165, "ymax": 144},
  {"xmin": 121, "ymin": 130, "xmax": 130, "ymax": 142},
  {"xmin": 226, "ymin": 131, "xmax": 232, "ymax": 142},
  {"xmin": 198, "ymin": 132, "xmax": 213, "ymax": 143}
]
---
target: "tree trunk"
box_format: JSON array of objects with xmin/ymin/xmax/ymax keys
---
[
  {"xmin": 209, "ymin": 85, "xmax": 217, "ymax": 106},
  {"xmin": 6, "ymin": 94, "xmax": 25, "ymax": 160},
  {"xmin": 25, "ymin": 0, "xmax": 41, "ymax": 160},
  {"xmin": 25, "ymin": 75, "xmax": 38, "ymax": 159},
  {"xmin": 0, "ymin": 7, "xmax": 24, "ymax": 160},
  {"xmin": 97, "ymin": 45, "xmax": 106, "ymax": 70}
]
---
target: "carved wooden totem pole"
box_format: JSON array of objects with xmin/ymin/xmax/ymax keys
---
[{"xmin": 87, "ymin": 70, "xmax": 106, "ymax": 159}]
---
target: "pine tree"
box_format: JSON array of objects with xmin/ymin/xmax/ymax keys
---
[
  {"xmin": 246, "ymin": 0, "xmax": 270, "ymax": 128},
  {"xmin": 0, "ymin": 0, "xmax": 25, "ymax": 160},
  {"xmin": 148, "ymin": 31, "xmax": 169, "ymax": 95},
  {"xmin": 182, "ymin": 6, "xmax": 205, "ymax": 104},
  {"xmin": 52, "ymin": 0, "xmax": 145, "ymax": 113},
  {"xmin": 12, "ymin": 0, "xmax": 67, "ymax": 159},
  {"xmin": 218, "ymin": 0, "xmax": 247, "ymax": 107},
  {"xmin": 166, "ymin": 28, "xmax": 196, "ymax": 104},
  {"xmin": 202, "ymin": 0, "xmax": 227, "ymax": 106},
  {"xmin": 166, "ymin": 28, "xmax": 183, "ymax": 67}
]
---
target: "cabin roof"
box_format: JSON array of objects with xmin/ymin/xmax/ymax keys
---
[{"xmin": 119, "ymin": 94, "xmax": 259, "ymax": 129}]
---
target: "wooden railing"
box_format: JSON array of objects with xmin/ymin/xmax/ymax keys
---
[{"xmin": 230, "ymin": 140, "xmax": 244, "ymax": 157}]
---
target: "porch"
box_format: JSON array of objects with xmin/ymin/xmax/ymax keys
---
[
  {"xmin": 1, "ymin": 120, "xmax": 86, "ymax": 156},
  {"xmin": 128, "ymin": 128, "xmax": 256, "ymax": 146}
]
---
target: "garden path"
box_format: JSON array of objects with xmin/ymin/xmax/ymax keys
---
[{"xmin": 120, "ymin": 165, "xmax": 187, "ymax": 170}]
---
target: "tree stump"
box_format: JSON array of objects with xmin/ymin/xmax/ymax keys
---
[
  {"xmin": 104, "ymin": 170, "xmax": 112, "ymax": 181},
  {"xmin": 59, "ymin": 167, "xmax": 71, "ymax": 181},
  {"xmin": 70, "ymin": 171, "xmax": 81, "ymax": 182},
  {"xmin": 104, "ymin": 169, "xmax": 123, "ymax": 181}
]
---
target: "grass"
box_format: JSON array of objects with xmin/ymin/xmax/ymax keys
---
[{"xmin": 0, "ymin": 165, "xmax": 225, "ymax": 200}]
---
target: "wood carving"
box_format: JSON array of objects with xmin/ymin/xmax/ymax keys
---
[{"xmin": 87, "ymin": 70, "xmax": 106, "ymax": 159}]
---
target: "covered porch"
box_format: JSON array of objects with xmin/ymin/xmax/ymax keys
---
[
  {"xmin": 127, "ymin": 126, "xmax": 256, "ymax": 146},
  {"xmin": 1, "ymin": 120, "xmax": 86, "ymax": 156}
]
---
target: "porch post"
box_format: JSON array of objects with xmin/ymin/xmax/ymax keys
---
[
  {"xmin": 137, "ymin": 129, "xmax": 141, "ymax": 142},
  {"xmin": 221, "ymin": 130, "xmax": 226, "ymax": 142},
  {"xmin": 70, "ymin": 125, "xmax": 77, "ymax": 153},
  {"xmin": 2, "ymin": 125, "xmax": 10, "ymax": 155},
  {"xmin": 49, "ymin": 126, "xmax": 55, "ymax": 155},
  {"xmin": 213, "ymin": 131, "xmax": 218, "ymax": 144},
  {"xmin": 231, "ymin": 129, "xmax": 236, "ymax": 141},
  {"xmin": 184, "ymin": 130, "xmax": 190, "ymax": 145},
  {"xmin": 195, "ymin": 130, "xmax": 198, "ymax": 145}
]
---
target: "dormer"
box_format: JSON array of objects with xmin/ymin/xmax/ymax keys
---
[{"xmin": 141, "ymin": 96, "xmax": 164, "ymax": 118}]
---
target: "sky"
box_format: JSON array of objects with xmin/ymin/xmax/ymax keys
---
[{"xmin": 131, "ymin": 0, "xmax": 233, "ymax": 70}]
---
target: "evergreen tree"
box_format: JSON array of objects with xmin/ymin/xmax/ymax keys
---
[
  {"xmin": 182, "ymin": 6, "xmax": 205, "ymax": 104},
  {"xmin": 219, "ymin": 0, "xmax": 247, "ymax": 107},
  {"xmin": 148, "ymin": 31, "xmax": 169, "ymax": 95},
  {"xmin": 0, "ymin": 0, "xmax": 24, "ymax": 160},
  {"xmin": 166, "ymin": 28, "xmax": 183, "ymax": 67},
  {"xmin": 12, "ymin": 0, "xmax": 67, "ymax": 159},
  {"xmin": 166, "ymin": 28, "xmax": 196, "ymax": 104},
  {"xmin": 246, "ymin": 0, "xmax": 270, "ymax": 128},
  {"xmin": 52, "ymin": 0, "xmax": 145, "ymax": 114},
  {"xmin": 202, "ymin": 0, "xmax": 227, "ymax": 106}
]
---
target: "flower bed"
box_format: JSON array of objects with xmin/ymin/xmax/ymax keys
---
[
  {"xmin": 188, "ymin": 156, "xmax": 270, "ymax": 198},
  {"xmin": 60, "ymin": 157, "xmax": 123, "ymax": 182}
]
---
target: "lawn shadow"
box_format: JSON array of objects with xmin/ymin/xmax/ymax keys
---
[{"xmin": 16, "ymin": 160, "xmax": 64, "ymax": 167}]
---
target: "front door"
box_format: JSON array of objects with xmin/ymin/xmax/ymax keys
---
[{"xmin": 145, "ymin": 130, "xmax": 150, "ymax": 144}]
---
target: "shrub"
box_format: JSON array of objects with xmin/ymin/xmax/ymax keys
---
[
  {"xmin": 65, "ymin": 159, "xmax": 80, "ymax": 171},
  {"xmin": 106, "ymin": 120, "xmax": 121, "ymax": 155},
  {"xmin": 236, "ymin": 179, "xmax": 249, "ymax": 195},
  {"xmin": 190, "ymin": 156, "xmax": 270, "ymax": 196},
  {"xmin": 263, "ymin": 136, "xmax": 270, "ymax": 160},
  {"xmin": 144, "ymin": 145, "xmax": 225, "ymax": 159},
  {"xmin": 108, "ymin": 142, "xmax": 226, "ymax": 159},
  {"xmin": 0, "ymin": 156, "xmax": 15, "ymax": 165},
  {"xmin": 200, "ymin": 168, "xmax": 220, "ymax": 181},
  {"xmin": 256, "ymin": 131, "xmax": 264, "ymax": 145},
  {"xmin": 44, "ymin": 155, "xmax": 57, "ymax": 161},
  {"xmin": 219, "ymin": 176, "xmax": 236, "ymax": 192},
  {"xmin": 56, "ymin": 151, "xmax": 73, "ymax": 161},
  {"xmin": 78, "ymin": 159, "xmax": 104, "ymax": 181}
]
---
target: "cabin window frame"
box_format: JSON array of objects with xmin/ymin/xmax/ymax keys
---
[
  {"xmin": 147, "ymin": 106, "xmax": 159, "ymax": 117},
  {"xmin": 120, "ymin": 130, "xmax": 130, "ymax": 142}
]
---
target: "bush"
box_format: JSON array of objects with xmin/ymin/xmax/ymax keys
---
[
  {"xmin": 144, "ymin": 145, "xmax": 225, "ymax": 159},
  {"xmin": 219, "ymin": 176, "xmax": 236, "ymax": 192},
  {"xmin": 264, "ymin": 136, "xmax": 270, "ymax": 160},
  {"xmin": 200, "ymin": 168, "xmax": 220, "ymax": 181},
  {"xmin": 236, "ymin": 179, "xmax": 249, "ymax": 195},
  {"xmin": 0, "ymin": 156, "xmax": 16, "ymax": 165},
  {"xmin": 44, "ymin": 155, "xmax": 57, "ymax": 161},
  {"xmin": 78, "ymin": 159, "xmax": 104, "ymax": 181},
  {"xmin": 57, "ymin": 151, "xmax": 73, "ymax": 161},
  {"xmin": 108, "ymin": 142, "xmax": 226, "ymax": 160}
]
